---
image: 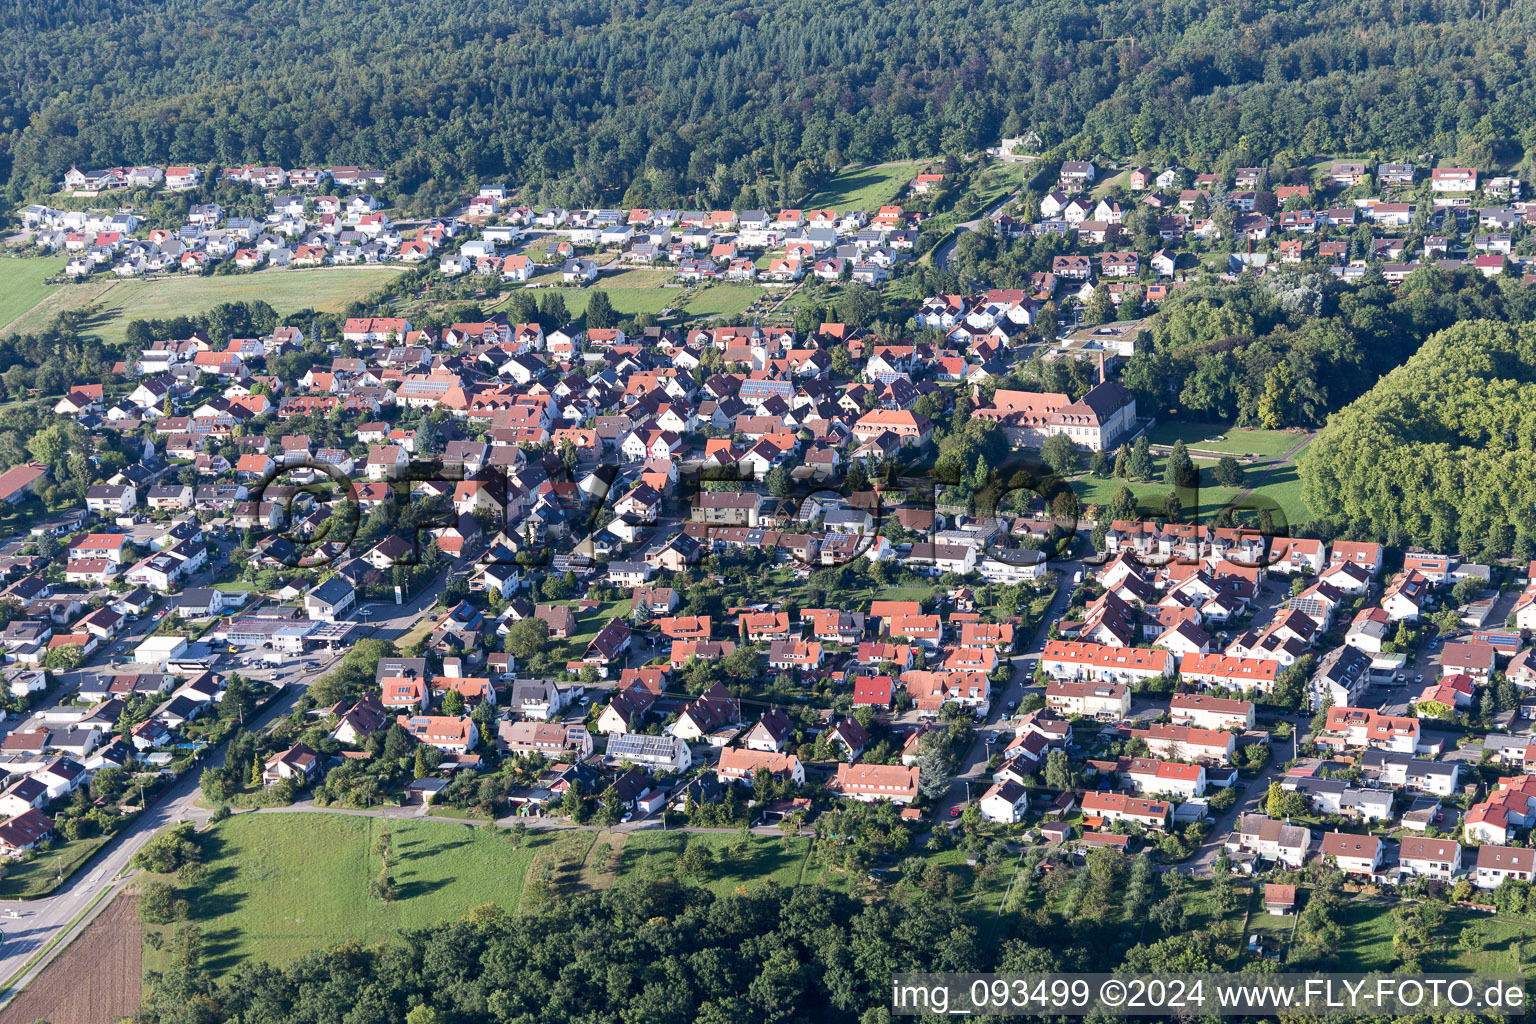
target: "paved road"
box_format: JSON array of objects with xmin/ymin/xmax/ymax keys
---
[
  {"xmin": 938, "ymin": 558, "xmax": 1084, "ymax": 819},
  {"xmin": 932, "ymin": 190, "xmax": 1022, "ymax": 270},
  {"xmin": 1184, "ymin": 728, "xmax": 1292, "ymax": 873},
  {"xmin": 0, "ymin": 565, "xmax": 459, "ymax": 1004},
  {"xmin": 0, "ymin": 642, "xmax": 340, "ymax": 1003}
]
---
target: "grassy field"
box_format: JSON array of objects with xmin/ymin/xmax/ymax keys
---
[
  {"xmin": 684, "ymin": 283, "xmax": 765, "ymax": 320},
  {"xmin": 0, "ymin": 835, "xmax": 110, "ymax": 899},
  {"xmin": 1148, "ymin": 423, "xmax": 1309, "ymax": 459},
  {"xmin": 970, "ymin": 161, "xmax": 1029, "ymax": 206},
  {"xmin": 805, "ymin": 161, "xmax": 927, "ymax": 212},
  {"xmin": 0, "ymin": 255, "xmax": 68, "ymax": 331},
  {"xmin": 509, "ymin": 269, "xmax": 678, "ymax": 321},
  {"xmin": 153, "ymin": 813, "xmax": 591, "ymax": 972},
  {"xmin": 144, "ymin": 813, "xmax": 844, "ymax": 974},
  {"xmin": 614, "ymin": 830, "xmax": 813, "ymax": 896},
  {"xmin": 1328, "ymin": 900, "xmax": 1534, "ymax": 974},
  {"xmin": 1072, "ymin": 458, "xmax": 1242, "ymax": 522},
  {"xmin": 1440, "ymin": 913, "xmax": 1533, "ymax": 973},
  {"xmin": 1335, "ymin": 901, "xmax": 1398, "ymax": 971},
  {"xmin": 4, "ymin": 265, "xmax": 405, "ymax": 344},
  {"xmin": 1242, "ymin": 461, "xmax": 1313, "ymax": 529},
  {"xmin": 495, "ymin": 273, "xmax": 774, "ymax": 326}
]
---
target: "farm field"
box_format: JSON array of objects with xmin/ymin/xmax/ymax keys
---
[
  {"xmin": 0, "ymin": 894, "xmax": 141, "ymax": 1024},
  {"xmin": 804, "ymin": 161, "xmax": 927, "ymax": 212},
  {"xmin": 3, "ymin": 265, "xmax": 405, "ymax": 344},
  {"xmin": 0, "ymin": 255, "xmax": 67, "ymax": 332}
]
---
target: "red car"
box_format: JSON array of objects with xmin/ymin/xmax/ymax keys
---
[{"xmin": 949, "ymin": 807, "xmax": 961, "ymax": 818}]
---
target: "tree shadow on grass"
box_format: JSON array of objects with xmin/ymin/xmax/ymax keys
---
[
  {"xmin": 201, "ymin": 926, "xmax": 247, "ymax": 974},
  {"xmin": 394, "ymin": 836, "xmax": 472, "ymax": 861},
  {"xmin": 186, "ymin": 864, "xmax": 242, "ymax": 923},
  {"xmin": 394, "ymin": 876, "xmax": 451, "ymax": 901}
]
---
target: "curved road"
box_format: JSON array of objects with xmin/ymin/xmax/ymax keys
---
[
  {"xmin": 0, "ymin": 575, "xmax": 451, "ymax": 1007},
  {"xmin": 931, "ymin": 189, "xmax": 1023, "ymax": 270}
]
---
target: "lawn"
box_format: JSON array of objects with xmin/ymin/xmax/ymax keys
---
[
  {"xmin": 1243, "ymin": 885, "xmax": 1299, "ymax": 936},
  {"xmin": 555, "ymin": 597, "xmax": 630, "ymax": 650},
  {"xmin": 1335, "ymin": 900, "xmax": 1398, "ymax": 971},
  {"xmin": 871, "ymin": 584, "xmax": 943, "ymax": 604},
  {"xmin": 153, "ymin": 813, "xmax": 589, "ymax": 972},
  {"xmin": 1090, "ymin": 169, "xmax": 1132, "ymax": 200},
  {"xmin": 6, "ymin": 265, "xmax": 406, "ymax": 344},
  {"xmin": 1072, "ymin": 458, "xmax": 1242, "ymax": 523},
  {"xmin": 1242, "ymin": 461, "xmax": 1313, "ymax": 530},
  {"xmin": 1147, "ymin": 423, "xmax": 1309, "ymax": 460},
  {"xmin": 805, "ymin": 161, "xmax": 927, "ymax": 212},
  {"xmin": 0, "ymin": 255, "xmax": 68, "ymax": 331},
  {"xmin": 0, "ymin": 835, "xmax": 111, "ymax": 898}
]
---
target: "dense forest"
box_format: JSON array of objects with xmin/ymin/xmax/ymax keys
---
[
  {"xmin": 129, "ymin": 837, "xmax": 1424, "ymax": 1024},
  {"xmin": 1300, "ymin": 318, "xmax": 1536, "ymax": 558},
  {"xmin": 1115, "ymin": 263, "xmax": 1536, "ymax": 429},
  {"xmin": 1, "ymin": 0, "xmax": 1534, "ymax": 213},
  {"xmin": 137, "ymin": 880, "xmax": 989, "ymax": 1024}
]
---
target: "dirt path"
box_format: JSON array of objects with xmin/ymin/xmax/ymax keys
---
[
  {"xmin": 1228, "ymin": 434, "xmax": 1316, "ymax": 512},
  {"xmin": 0, "ymin": 894, "xmax": 140, "ymax": 1024},
  {"xmin": 577, "ymin": 830, "xmax": 628, "ymax": 890}
]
